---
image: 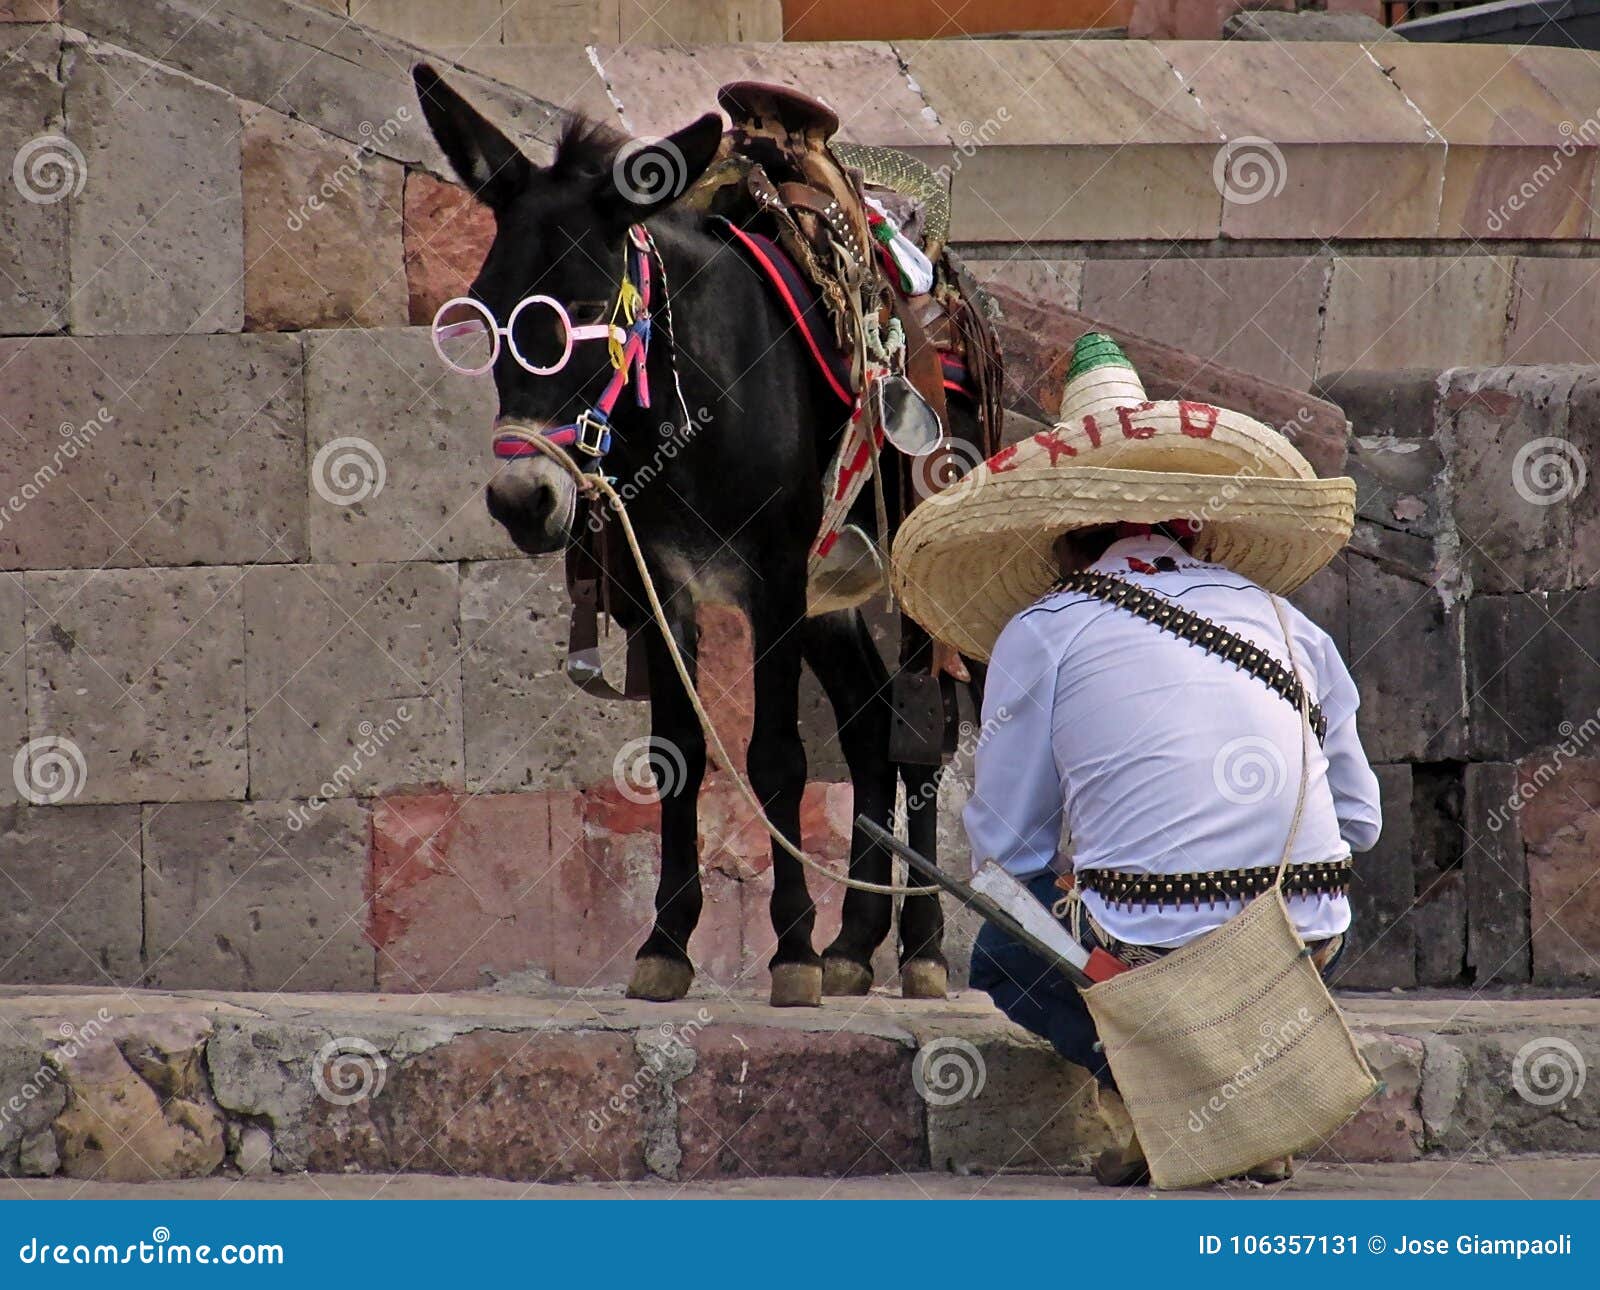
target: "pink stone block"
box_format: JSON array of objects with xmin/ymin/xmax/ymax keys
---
[{"xmin": 403, "ymin": 171, "xmax": 495, "ymax": 325}]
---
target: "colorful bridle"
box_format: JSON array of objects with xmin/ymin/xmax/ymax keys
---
[{"xmin": 430, "ymin": 224, "xmax": 657, "ymax": 462}]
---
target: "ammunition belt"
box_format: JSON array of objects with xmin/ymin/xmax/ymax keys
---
[{"xmin": 1078, "ymin": 859, "xmax": 1352, "ymax": 908}]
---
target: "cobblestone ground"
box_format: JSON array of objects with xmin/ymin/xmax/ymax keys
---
[{"xmin": 7, "ymin": 1158, "xmax": 1600, "ymax": 1201}]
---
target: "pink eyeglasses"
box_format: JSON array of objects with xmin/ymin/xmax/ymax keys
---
[{"xmin": 430, "ymin": 294, "xmax": 627, "ymax": 377}]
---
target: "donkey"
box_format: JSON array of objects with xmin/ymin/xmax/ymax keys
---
[{"xmin": 414, "ymin": 66, "xmax": 971, "ymax": 1008}]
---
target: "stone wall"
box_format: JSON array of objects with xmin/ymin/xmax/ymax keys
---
[{"xmin": 4, "ymin": 0, "xmax": 1600, "ymax": 997}]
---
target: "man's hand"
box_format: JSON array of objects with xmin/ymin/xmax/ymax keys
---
[{"xmin": 931, "ymin": 639, "xmax": 970, "ymax": 683}]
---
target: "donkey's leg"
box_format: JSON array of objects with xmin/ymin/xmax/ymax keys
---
[
  {"xmin": 801, "ymin": 612, "xmax": 897, "ymax": 996},
  {"xmin": 895, "ymin": 623, "xmax": 950, "ymax": 999},
  {"xmin": 627, "ymin": 600, "xmax": 706, "ymax": 1002}
]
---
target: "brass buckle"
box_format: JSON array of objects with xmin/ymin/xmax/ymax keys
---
[{"xmin": 575, "ymin": 410, "xmax": 611, "ymax": 457}]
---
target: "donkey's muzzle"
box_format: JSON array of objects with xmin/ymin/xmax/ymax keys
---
[{"xmin": 485, "ymin": 423, "xmax": 577, "ymax": 554}]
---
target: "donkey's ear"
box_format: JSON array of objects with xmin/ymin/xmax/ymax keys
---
[
  {"xmin": 413, "ymin": 64, "xmax": 533, "ymax": 210},
  {"xmin": 600, "ymin": 112, "xmax": 725, "ymax": 225}
]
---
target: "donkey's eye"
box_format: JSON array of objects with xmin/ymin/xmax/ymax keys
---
[{"xmin": 567, "ymin": 300, "xmax": 609, "ymax": 324}]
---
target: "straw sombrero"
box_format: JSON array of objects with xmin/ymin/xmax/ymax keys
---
[{"xmin": 890, "ymin": 334, "xmax": 1355, "ymax": 662}]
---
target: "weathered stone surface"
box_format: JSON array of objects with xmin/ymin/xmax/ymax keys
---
[
  {"xmin": 1291, "ymin": 559, "xmax": 1350, "ymax": 659},
  {"xmin": 346, "ymin": 0, "xmax": 506, "ymax": 48},
  {"xmin": 434, "ymin": 42, "xmax": 618, "ymax": 121},
  {"xmin": 459, "ymin": 559, "xmax": 645, "ymax": 794},
  {"xmin": 1321, "ymin": 257, "xmax": 1513, "ymax": 377},
  {"xmin": 1417, "ymin": 1028, "xmax": 1600, "ymax": 1155},
  {"xmin": 0, "ymin": 24, "xmax": 67, "ymax": 334},
  {"xmin": 1311, "ymin": 1033, "xmax": 1422, "ymax": 1164},
  {"xmin": 370, "ymin": 790, "xmax": 576, "ymax": 993},
  {"xmin": 1331, "ymin": 764, "xmax": 1415, "ymax": 990},
  {"xmin": 64, "ymin": 41, "xmax": 242, "ymax": 334},
  {"xmin": 0, "ymin": 805, "xmax": 141, "ymax": 986},
  {"xmin": 1162, "ymin": 42, "xmax": 1441, "ymax": 241},
  {"xmin": 903, "ymin": 39, "xmax": 1221, "ymax": 242},
  {"xmin": 0, "ymin": 334, "xmax": 307, "ymax": 570},
  {"xmin": 402, "ymin": 172, "xmax": 494, "ymax": 326},
  {"xmin": 0, "ymin": 1023, "xmax": 62, "ymax": 1176},
  {"xmin": 1346, "ymin": 556, "xmax": 1466, "ymax": 763},
  {"xmin": 25, "ymin": 568, "xmax": 247, "ymax": 803},
  {"xmin": 243, "ymin": 561, "xmax": 463, "ymax": 800},
  {"xmin": 143, "ymin": 799, "xmax": 373, "ymax": 991},
  {"xmin": 1466, "ymin": 591, "xmax": 1600, "ymax": 761},
  {"xmin": 1463, "ymin": 762, "xmax": 1531, "ymax": 984},
  {"xmin": 1225, "ymin": 9, "xmax": 1394, "ymax": 40},
  {"xmin": 303, "ymin": 327, "xmax": 515, "ymax": 563},
  {"xmin": 1507, "ymin": 256, "xmax": 1600, "ymax": 368},
  {"xmin": 673, "ymin": 1025, "xmax": 924, "ymax": 1178},
  {"xmin": 1410, "ymin": 764, "xmax": 1466, "ymax": 987},
  {"xmin": 0, "ymin": 574, "xmax": 24, "ymax": 807},
  {"xmin": 242, "ymin": 103, "xmax": 407, "ymax": 331},
  {"xmin": 1440, "ymin": 365, "xmax": 1589, "ymax": 594},
  {"xmin": 963, "ymin": 258, "xmax": 1083, "ymax": 312},
  {"xmin": 617, "ymin": 0, "xmax": 779, "ymax": 42},
  {"xmin": 1080, "ymin": 257, "xmax": 1328, "ymax": 391},
  {"xmin": 1516, "ymin": 757, "xmax": 1600, "ymax": 984},
  {"xmin": 1, "ymin": 2, "xmax": 61, "ymax": 19},
  {"xmin": 1316, "ymin": 370, "xmax": 1443, "ymax": 444},
  {"xmin": 49, "ymin": 1013, "xmax": 224, "ymax": 1181}
]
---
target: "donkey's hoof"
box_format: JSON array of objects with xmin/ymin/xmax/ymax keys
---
[
  {"xmin": 626, "ymin": 956, "xmax": 694, "ymax": 1002},
  {"xmin": 900, "ymin": 960, "xmax": 948, "ymax": 1000},
  {"xmin": 769, "ymin": 962, "xmax": 823, "ymax": 1008},
  {"xmin": 821, "ymin": 956, "xmax": 873, "ymax": 996}
]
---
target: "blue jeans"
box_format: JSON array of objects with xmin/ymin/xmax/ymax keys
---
[{"xmin": 968, "ymin": 872, "xmax": 1347, "ymax": 1092}]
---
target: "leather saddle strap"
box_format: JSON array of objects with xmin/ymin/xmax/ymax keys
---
[{"xmin": 1056, "ymin": 571, "xmax": 1328, "ymax": 744}]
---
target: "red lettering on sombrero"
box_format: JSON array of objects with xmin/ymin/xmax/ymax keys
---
[
  {"xmin": 1179, "ymin": 401, "xmax": 1220, "ymax": 438},
  {"xmin": 1031, "ymin": 428, "xmax": 1078, "ymax": 465},
  {"xmin": 1117, "ymin": 402, "xmax": 1159, "ymax": 440},
  {"xmin": 1080, "ymin": 413, "xmax": 1103, "ymax": 448},
  {"xmin": 989, "ymin": 443, "xmax": 1021, "ymax": 473}
]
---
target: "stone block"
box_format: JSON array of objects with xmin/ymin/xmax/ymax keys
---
[
  {"xmin": 1379, "ymin": 43, "xmax": 1599, "ymax": 240},
  {"xmin": 1467, "ymin": 591, "xmax": 1600, "ymax": 761},
  {"xmin": 402, "ymin": 172, "xmax": 495, "ymax": 326},
  {"xmin": 501, "ymin": 0, "xmax": 620, "ymax": 44},
  {"xmin": 434, "ymin": 43, "xmax": 618, "ymax": 122},
  {"xmin": 242, "ymin": 561, "xmax": 463, "ymax": 801},
  {"xmin": 1290, "ymin": 558, "xmax": 1350, "ymax": 659},
  {"xmin": 902, "ymin": 39, "xmax": 1221, "ymax": 242},
  {"xmin": 0, "ymin": 24, "xmax": 67, "ymax": 334},
  {"xmin": 0, "ymin": 574, "xmax": 24, "ymax": 807},
  {"xmin": 1505, "ymin": 257, "xmax": 1600, "ymax": 365},
  {"xmin": 1420, "ymin": 1027, "xmax": 1600, "ymax": 1156},
  {"xmin": 962, "ymin": 259, "xmax": 1083, "ymax": 312},
  {"xmin": 619, "ymin": 0, "xmax": 779, "ymax": 43},
  {"xmin": 0, "ymin": 1022, "xmax": 62, "ymax": 1175},
  {"xmin": 459, "ymin": 558, "xmax": 646, "ymax": 794},
  {"xmin": 1161, "ymin": 41, "xmax": 1442, "ymax": 241},
  {"xmin": 142, "ymin": 798, "xmax": 373, "ymax": 991},
  {"xmin": 1517, "ymin": 757, "xmax": 1600, "ymax": 984},
  {"xmin": 1411, "ymin": 763, "xmax": 1466, "ymax": 987},
  {"xmin": 25, "ymin": 567, "xmax": 247, "ymax": 803},
  {"xmin": 370, "ymin": 789, "xmax": 576, "ymax": 993},
  {"xmin": 672, "ymin": 1025, "xmax": 924, "ymax": 1178},
  {"xmin": 1320, "ymin": 257, "xmax": 1513, "ymax": 377},
  {"xmin": 346, "ymin": 0, "xmax": 506, "ymax": 48},
  {"xmin": 1309, "ymin": 1033, "xmax": 1422, "ymax": 1163},
  {"xmin": 303, "ymin": 327, "xmax": 516, "ymax": 563},
  {"xmin": 1463, "ymin": 762, "xmax": 1531, "ymax": 984},
  {"xmin": 1315, "ymin": 369, "xmax": 1443, "ymax": 443},
  {"xmin": 1080, "ymin": 257, "xmax": 1328, "ymax": 391},
  {"xmin": 241, "ymin": 104, "xmax": 407, "ymax": 331},
  {"xmin": 1346, "ymin": 556, "xmax": 1466, "ymax": 763},
  {"xmin": 1331, "ymin": 764, "xmax": 1414, "ymax": 990},
  {"xmin": 0, "ymin": 804, "xmax": 141, "ymax": 985},
  {"xmin": 64, "ymin": 41, "xmax": 242, "ymax": 334},
  {"xmin": 1, "ymin": 2, "xmax": 60, "ymax": 18},
  {"xmin": 1439, "ymin": 364, "xmax": 1589, "ymax": 593},
  {"xmin": 1225, "ymin": 9, "xmax": 1394, "ymax": 40},
  {"xmin": 0, "ymin": 334, "xmax": 307, "ymax": 570}
]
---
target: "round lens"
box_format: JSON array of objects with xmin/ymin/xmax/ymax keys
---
[
  {"xmin": 508, "ymin": 295, "xmax": 573, "ymax": 375},
  {"xmin": 432, "ymin": 298, "xmax": 497, "ymax": 375}
]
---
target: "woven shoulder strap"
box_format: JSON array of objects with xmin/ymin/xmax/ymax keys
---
[{"xmin": 1055, "ymin": 570, "xmax": 1327, "ymax": 745}]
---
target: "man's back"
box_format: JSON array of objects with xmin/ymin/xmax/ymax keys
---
[{"xmin": 964, "ymin": 534, "xmax": 1381, "ymax": 949}]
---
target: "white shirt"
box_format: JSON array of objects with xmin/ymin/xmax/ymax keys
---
[{"xmin": 962, "ymin": 535, "xmax": 1382, "ymax": 948}]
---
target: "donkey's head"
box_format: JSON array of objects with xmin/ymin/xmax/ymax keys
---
[{"xmin": 413, "ymin": 65, "xmax": 723, "ymax": 553}]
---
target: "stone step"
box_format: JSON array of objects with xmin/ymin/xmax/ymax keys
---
[{"xmin": 2, "ymin": 986, "xmax": 1594, "ymax": 1185}]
